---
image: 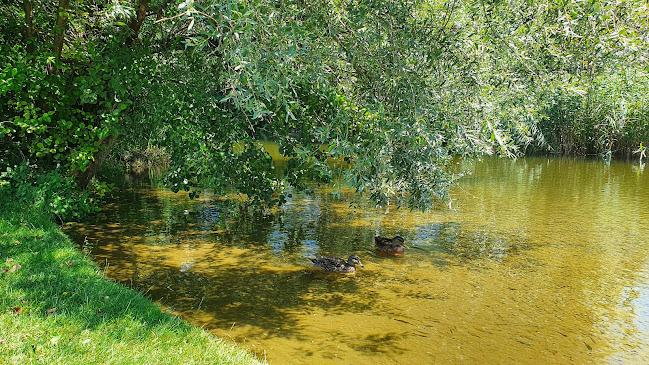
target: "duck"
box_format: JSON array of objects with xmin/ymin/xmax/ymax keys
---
[
  {"xmin": 308, "ymin": 254, "xmax": 365, "ymax": 273},
  {"xmin": 374, "ymin": 235, "xmax": 405, "ymax": 255}
]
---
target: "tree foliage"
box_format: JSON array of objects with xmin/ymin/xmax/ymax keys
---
[{"xmin": 1, "ymin": 0, "xmax": 648, "ymax": 217}]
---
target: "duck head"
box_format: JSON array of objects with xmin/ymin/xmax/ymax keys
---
[
  {"xmin": 348, "ymin": 255, "xmax": 365, "ymax": 268},
  {"xmin": 391, "ymin": 236, "xmax": 405, "ymax": 245}
]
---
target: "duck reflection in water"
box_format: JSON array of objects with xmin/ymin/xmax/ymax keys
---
[
  {"xmin": 374, "ymin": 235, "xmax": 405, "ymax": 256},
  {"xmin": 309, "ymin": 254, "xmax": 365, "ymax": 273}
]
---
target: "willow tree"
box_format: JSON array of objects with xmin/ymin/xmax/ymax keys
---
[
  {"xmin": 463, "ymin": 0, "xmax": 649, "ymax": 157},
  {"xmin": 2, "ymin": 0, "xmax": 486, "ymax": 216},
  {"xmin": 138, "ymin": 0, "xmax": 478, "ymax": 208}
]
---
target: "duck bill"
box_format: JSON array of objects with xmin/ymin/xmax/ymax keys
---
[{"xmin": 358, "ymin": 262, "xmax": 365, "ymax": 268}]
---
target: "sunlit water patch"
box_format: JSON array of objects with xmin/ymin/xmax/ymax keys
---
[{"xmin": 65, "ymin": 157, "xmax": 649, "ymax": 364}]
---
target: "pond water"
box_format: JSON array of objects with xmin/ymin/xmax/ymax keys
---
[{"xmin": 65, "ymin": 157, "xmax": 649, "ymax": 364}]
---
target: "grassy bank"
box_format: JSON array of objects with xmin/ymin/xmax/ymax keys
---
[{"xmin": 0, "ymin": 201, "xmax": 263, "ymax": 365}]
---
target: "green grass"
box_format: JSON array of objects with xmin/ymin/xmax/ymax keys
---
[{"xmin": 0, "ymin": 200, "xmax": 263, "ymax": 365}]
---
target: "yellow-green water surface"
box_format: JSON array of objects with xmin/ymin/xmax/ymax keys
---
[{"xmin": 65, "ymin": 157, "xmax": 649, "ymax": 364}]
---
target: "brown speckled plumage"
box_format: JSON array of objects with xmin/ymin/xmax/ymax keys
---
[
  {"xmin": 309, "ymin": 254, "xmax": 365, "ymax": 273},
  {"xmin": 374, "ymin": 235, "xmax": 405, "ymax": 255}
]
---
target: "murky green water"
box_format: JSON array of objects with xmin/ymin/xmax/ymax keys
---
[{"xmin": 65, "ymin": 157, "xmax": 649, "ymax": 364}]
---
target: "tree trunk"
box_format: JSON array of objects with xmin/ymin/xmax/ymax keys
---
[
  {"xmin": 76, "ymin": 1, "xmax": 150, "ymax": 187},
  {"xmin": 23, "ymin": 1, "xmax": 36, "ymax": 54},
  {"xmin": 126, "ymin": 0, "xmax": 150, "ymax": 45},
  {"xmin": 76, "ymin": 134, "xmax": 120, "ymax": 189},
  {"xmin": 48, "ymin": 0, "xmax": 71, "ymax": 75}
]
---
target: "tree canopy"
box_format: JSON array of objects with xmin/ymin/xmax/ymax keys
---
[{"xmin": 1, "ymin": 0, "xmax": 648, "ymax": 217}]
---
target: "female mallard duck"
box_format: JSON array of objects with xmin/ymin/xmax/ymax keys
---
[
  {"xmin": 374, "ymin": 235, "xmax": 405, "ymax": 255},
  {"xmin": 309, "ymin": 254, "xmax": 365, "ymax": 273}
]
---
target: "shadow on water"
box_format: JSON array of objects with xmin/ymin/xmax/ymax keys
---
[{"xmin": 65, "ymin": 156, "xmax": 649, "ymax": 364}]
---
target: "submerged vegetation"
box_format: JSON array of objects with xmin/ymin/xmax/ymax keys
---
[{"xmin": 1, "ymin": 0, "xmax": 648, "ymax": 213}]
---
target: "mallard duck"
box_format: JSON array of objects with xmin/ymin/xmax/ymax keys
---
[
  {"xmin": 308, "ymin": 254, "xmax": 365, "ymax": 273},
  {"xmin": 374, "ymin": 235, "xmax": 405, "ymax": 255}
]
